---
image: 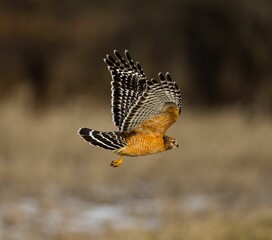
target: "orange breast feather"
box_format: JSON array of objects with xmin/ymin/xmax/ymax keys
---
[
  {"xmin": 115, "ymin": 105, "xmax": 180, "ymax": 157},
  {"xmin": 117, "ymin": 133, "xmax": 165, "ymax": 156}
]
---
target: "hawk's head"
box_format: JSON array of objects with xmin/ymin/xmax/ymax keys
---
[{"xmin": 163, "ymin": 136, "xmax": 179, "ymax": 150}]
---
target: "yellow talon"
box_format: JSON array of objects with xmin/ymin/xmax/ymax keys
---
[{"xmin": 110, "ymin": 156, "xmax": 123, "ymax": 168}]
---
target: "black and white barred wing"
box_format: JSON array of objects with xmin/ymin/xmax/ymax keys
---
[
  {"xmin": 104, "ymin": 50, "xmax": 147, "ymax": 131},
  {"xmin": 120, "ymin": 72, "xmax": 182, "ymax": 134}
]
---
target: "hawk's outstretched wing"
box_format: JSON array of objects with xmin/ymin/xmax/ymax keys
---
[
  {"xmin": 104, "ymin": 50, "xmax": 147, "ymax": 130},
  {"xmin": 104, "ymin": 50, "xmax": 182, "ymax": 135},
  {"xmin": 122, "ymin": 73, "xmax": 182, "ymax": 135}
]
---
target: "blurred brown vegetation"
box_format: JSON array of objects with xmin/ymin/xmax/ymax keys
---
[
  {"xmin": 0, "ymin": 0, "xmax": 271, "ymax": 110},
  {"xmin": 0, "ymin": 0, "xmax": 272, "ymax": 240}
]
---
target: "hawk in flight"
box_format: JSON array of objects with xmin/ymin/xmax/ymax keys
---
[{"xmin": 78, "ymin": 50, "xmax": 182, "ymax": 167}]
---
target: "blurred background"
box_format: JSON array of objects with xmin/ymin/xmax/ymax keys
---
[{"xmin": 0, "ymin": 0, "xmax": 272, "ymax": 239}]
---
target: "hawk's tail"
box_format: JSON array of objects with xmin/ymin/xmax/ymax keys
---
[{"xmin": 78, "ymin": 128, "xmax": 127, "ymax": 151}]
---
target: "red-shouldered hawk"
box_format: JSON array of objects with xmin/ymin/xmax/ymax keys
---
[{"xmin": 78, "ymin": 50, "xmax": 182, "ymax": 167}]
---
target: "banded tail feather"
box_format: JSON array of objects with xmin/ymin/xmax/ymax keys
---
[{"xmin": 78, "ymin": 128, "xmax": 126, "ymax": 150}]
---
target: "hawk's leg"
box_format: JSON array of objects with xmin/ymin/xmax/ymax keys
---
[{"xmin": 110, "ymin": 155, "xmax": 124, "ymax": 168}]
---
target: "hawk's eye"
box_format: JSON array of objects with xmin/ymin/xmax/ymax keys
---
[{"xmin": 171, "ymin": 140, "xmax": 179, "ymax": 148}]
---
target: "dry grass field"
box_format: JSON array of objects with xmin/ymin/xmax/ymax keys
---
[{"xmin": 0, "ymin": 91, "xmax": 272, "ymax": 240}]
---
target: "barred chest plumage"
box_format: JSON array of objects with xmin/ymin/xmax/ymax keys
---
[{"xmin": 114, "ymin": 133, "xmax": 166, "ymax": 156}]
